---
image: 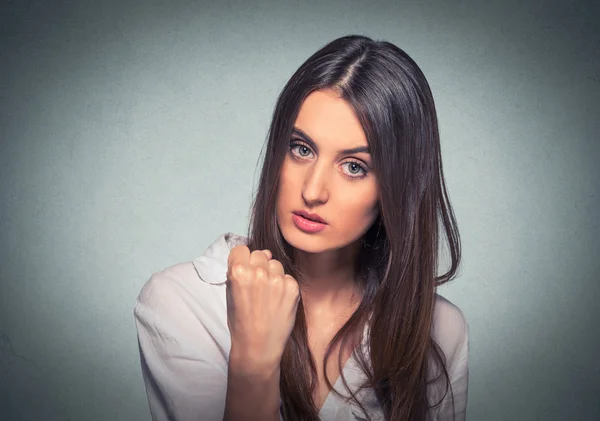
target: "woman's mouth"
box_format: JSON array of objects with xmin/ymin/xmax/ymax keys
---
[{"xmin": 291, "ymin": 213, "xmax": 327, "ymax": 233}]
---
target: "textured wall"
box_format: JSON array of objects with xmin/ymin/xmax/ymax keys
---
[{"xmin": 1, "ymin": 0, "xmax": 598, "ymax": 420}]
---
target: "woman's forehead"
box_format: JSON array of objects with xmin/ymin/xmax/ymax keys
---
[{"xmin": 294, "ymin": 90, "xmax": 368, "ymax": 150}]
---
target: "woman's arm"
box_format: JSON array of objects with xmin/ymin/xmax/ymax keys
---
[
  {"xmin": 134, "ymin": 269, "xmax": 284, "ymax": 421},
  {"xmin": 223, "ymin": 351, "xmax": 281, "ymax": 421},
  {"xmin": 436, "ymin": 314, "xmax": 470, "ymax": 421}
]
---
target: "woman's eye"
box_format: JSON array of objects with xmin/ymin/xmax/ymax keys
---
[
  {"xmin": 290, "ymin": 142, "xmax": 313, "ymax": 158},
  {"xmin": 342, "ymin": 161, "xmax": 367, "ymax": 178},
  {"xmin": 297, "ymin": 145, "xmax": 312, "ymax": 157}
]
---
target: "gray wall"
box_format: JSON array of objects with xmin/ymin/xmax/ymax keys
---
[{"xmin": 1, "ymin": 0, "xmax": 598, "ymax": 420}]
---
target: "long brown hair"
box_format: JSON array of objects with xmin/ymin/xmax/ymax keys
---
[{"xmin": 245, "ymin": 35, "xmax": 461, "ymax": 421}]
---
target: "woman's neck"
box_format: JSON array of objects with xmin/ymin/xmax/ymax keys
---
[{"xmin": 293, "ymin": 239, "xmax": 363, "ymax": 314}]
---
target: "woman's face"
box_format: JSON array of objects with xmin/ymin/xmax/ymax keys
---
[{"xmin": 276, "ymin": 89, "xmax": 379, "ymax": 254}]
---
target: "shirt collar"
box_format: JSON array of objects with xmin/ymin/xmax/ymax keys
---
[{"xmin": 192, "ymin": 232, "xmax": 248, "ymax": 285}]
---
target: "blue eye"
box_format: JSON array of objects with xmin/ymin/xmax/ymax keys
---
[
  {"xmin": 290, "ymin": 142, "xmax": 313, "ymax": 158},
  {"xmin": 342, "ymin": 161, "xmax": 368, "ymax": 179}
]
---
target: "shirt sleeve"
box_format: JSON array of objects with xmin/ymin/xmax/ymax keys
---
[
  {"xmin": 134, "ymin": 271, "xmax": 231, "ymax": 421},
  {"xmin": 435, "ymin": 316, "xmax": 470, "ymax": 421},
  {"xmin": 134, "ymin": 270, "xmax": 285, "ymax": 421}
]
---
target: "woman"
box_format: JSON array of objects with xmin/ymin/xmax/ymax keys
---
[{"xmin": 134, "ymin": 35, "xmax": 469, "ymax": 421}]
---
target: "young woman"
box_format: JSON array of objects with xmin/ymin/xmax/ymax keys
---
[{"xmin": 134, "ymin": 35, "xmax": 469, "ymax": 421}]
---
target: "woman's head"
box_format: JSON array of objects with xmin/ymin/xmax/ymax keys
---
[
  {"xmin": 276, "ymin": 88, "xmax": 380, "ymax": 256},
  {"xmin": 250, "ymin": 35, "xmax": 455, "ymax": 277},
  {"xmin": 247, "ymin": 35, "xmax": 460, "ymax": 421}
]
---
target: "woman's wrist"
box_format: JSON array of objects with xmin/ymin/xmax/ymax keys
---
[
  {"xmin": 224, "ymin": 353, "xmax": 281, "ymax": 421},
  {"xmin": 228, "ymin": 343, "xmax": 283, "ymax": 379}
]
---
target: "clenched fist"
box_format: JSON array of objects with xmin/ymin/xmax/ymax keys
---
[{"xmin": 225, "ymin": 245, "xmax": 300, "ymax": 372}]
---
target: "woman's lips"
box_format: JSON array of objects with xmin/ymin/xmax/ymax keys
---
[
  {"xmin": 292, "ymin": 213, "xmax": 327, "ymax": 233},
  {"xmin": 293, "ymin": 210, "xmax": 326, "ymax": 224}
]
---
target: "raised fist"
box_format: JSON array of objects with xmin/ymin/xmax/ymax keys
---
[{"xmin": 225, "ymin": 245, "xmax": 300, "ymax": 371}]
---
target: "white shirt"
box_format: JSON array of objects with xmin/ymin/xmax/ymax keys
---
[{"xmin": 134, "ymin": 232, "xmax": 469, "ymax": 421}]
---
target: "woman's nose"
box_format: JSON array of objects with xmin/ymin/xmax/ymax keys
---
[{"xmin": 301, "ymin": 164, "xmax": 329, "ymax": 205}]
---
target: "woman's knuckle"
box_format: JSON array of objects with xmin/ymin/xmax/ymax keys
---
[
  {"xmin": 284, "ymin": 275, "xmax": 297, "ymax": 288},
  {"xmin": 230, "ymin": 263, "xmax": 246, "ymax": 279},
  {"xmin": 254, "ymin": 266, "xmax": 267, "ymax": 280},
  {"xmin": 268, "ymin": 259, "xmax": 284, "ymax": 273}
]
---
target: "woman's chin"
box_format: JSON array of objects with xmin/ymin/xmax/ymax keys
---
[{"xmin": 281, "ymin": 226, "xmax": 330, "ymax": 254}]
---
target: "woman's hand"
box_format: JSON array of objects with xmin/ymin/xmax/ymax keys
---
[{"xmin": 225, "ymin": 245, "xmax": 300, "ymax": 373}]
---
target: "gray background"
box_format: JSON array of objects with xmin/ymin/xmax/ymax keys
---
[{"xmin": 1, "ymin": 0, "xmax": 599, "ymax": 420}]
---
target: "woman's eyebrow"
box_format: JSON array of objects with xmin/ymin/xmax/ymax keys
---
[{"xmin": 292, "ymin": 127, "xmax": 371, "ymax": 155}]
